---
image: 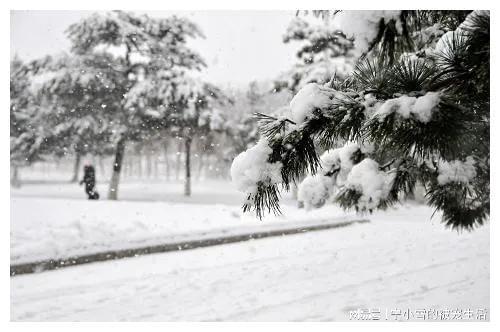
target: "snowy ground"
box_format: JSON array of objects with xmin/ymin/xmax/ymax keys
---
[
  {"xmin": 11, "ymin": 196, "xmax": 357, "ymax": 265},
  {"xmin": 11, "ymin": 178, "xmax": 254, "ymax": 205},
  {"xmin": 10, "ymin": 179, "xmax": 490, "ymax": 321},
  {"xmin": 11, "ymin": 205, "xmax": 489, "ymax": 321},
  {"xmin": 11, "ymin": 180, "xmax": 354, "ymax": 265}
]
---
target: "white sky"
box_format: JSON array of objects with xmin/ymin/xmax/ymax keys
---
[{"xmin": 10, "ymin": 10, "xmax": 301, "ymax": 88}]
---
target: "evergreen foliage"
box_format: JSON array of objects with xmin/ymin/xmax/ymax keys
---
[
  {"xmin": 275, "ymin": 16, "xmax": 355, "ymax": 94},
  {"xmin": 235, "ymin": 10, "xmax": 489, "ymax": 230}
]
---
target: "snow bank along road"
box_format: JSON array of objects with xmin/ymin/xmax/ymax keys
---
[
  {"xmin": 11, "ymin": 206, "xmax": 489, "ymax": 321},
  {"xmin": 11, "ymin": 196, "xmax": 356, "ymax": 266},
  {"xmin": 11, "ymin": 217, "xmax": 369, "ymax": 275}
]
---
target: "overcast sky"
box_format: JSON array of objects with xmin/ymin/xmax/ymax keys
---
[{"xmin": 10, "ymin": 10, "xmax": 301, "ymax": 88}]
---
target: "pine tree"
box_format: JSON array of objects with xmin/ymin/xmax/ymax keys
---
[
  {"xmin": 24, "ymin": 53, "xmax": 119, "ymax": 182},
  {"xmin": 127, "ymin": 71, "xmax": 229, "ymax": 196},
  {"xmin": 10, "ymin": 56, "xmax": 62, "ymax": 181},
  {"xmin": 10, "ymin": 56, "xmax": 42, "ymax": 186},
  {"xmin": 274, "ymin": 16, "xmax": 355, "ymax": 94},
  {"xmin": 231, "ymin": 10, "xmax": 489, "ymax": 230},
  {"xmin": 65, "ymin": 11, "xmax": 205, "ymax": 199}
]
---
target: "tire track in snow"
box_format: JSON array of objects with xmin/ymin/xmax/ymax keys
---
[{"xmin": 217, "ymin": 253, "xmax": 488, "ymax": 321}]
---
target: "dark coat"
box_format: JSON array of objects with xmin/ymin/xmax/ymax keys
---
[
  {"xmin": 80, "ymin": 165, "xmax": 99, "ymax": 199},
  {"xmin": 80, "ymin": 165, "xmax": 96, "ymax": 188}
]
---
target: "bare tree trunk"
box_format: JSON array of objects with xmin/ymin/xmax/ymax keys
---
[
  {"xmin": 145, "ymin": 148, "xmax": 152, "ymax": 179},
  {"xmin": 108, "ymin": 138, "xmax": 126, "ymax": 200},
  {"xmin": 137, "ymin": 153, "xmax": 143, "ymax": 179},
  {"xmin": 70, "ymin": 152, "xmax": 82, "ymax": 183},
  {"xmin": 11, "ymin": 165, "xmax": 20, "ymax": 187},
  {"xmin": 184, "ymin": 137, "xmax": 192, "ymax": 197},
  {"xmin": 175, "ymin": 140, "xmax": 183, "ymax": 181},
  {"xmin": 153, "ymin": 154, "xmax": 159, "ymax": 179},
  {"xmin": 130, "ymin": 156, "xmax": 135, "ymax": 178},
  {"xmin": 163, "ymin": 141, "xmax": 170, "ymax": 181}
]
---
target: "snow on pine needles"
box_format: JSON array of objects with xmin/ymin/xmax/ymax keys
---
[{"xmin": 230, "ymin": 138, "xmax": 283, "ymax": 196}]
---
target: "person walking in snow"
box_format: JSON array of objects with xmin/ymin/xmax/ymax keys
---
[{"xmin": 80, "ymin": 164, "xmax": 99, "ymax": 200}]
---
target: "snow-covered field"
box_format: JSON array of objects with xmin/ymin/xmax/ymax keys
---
[
  {"xmin": 11, "ymin": 205, "xmax": 489, "ymax": 321},
  {"xmin": 11, "ymin": 196, "xmax": 357, "ymax": 265},
  {"xmin": 10, "ymin": 179, "xmax": 490, "ymax": 321},
  {"xmin": 11, "ymin": 180, "xmax": 355, "ymax": 265},
  {"xmin": 11, "ymin": 178, "xmax": 253, "ymax": 205}
]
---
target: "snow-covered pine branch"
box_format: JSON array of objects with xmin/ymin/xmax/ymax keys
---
[{"xmin": 231, "ymin": 10, "xmax": 489, "ymax": 230}]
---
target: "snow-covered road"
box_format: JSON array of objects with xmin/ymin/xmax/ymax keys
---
[{"xmin": 10, "ymin": 206, "xmax": 489, "ymax": 321}]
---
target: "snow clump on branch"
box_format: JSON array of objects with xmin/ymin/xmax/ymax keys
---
[
  {"xmin": 437, "ymin": 156, "xmax": 476, "ymax": 185},
  {"xmin": 335, "ymin": 11, "xmax": 401, "ymax": 55},
  {"xmin": 289, "ymin": 83, "xmax": 337, "ymax": 124},
  {"xmin": 230, "ymin": 139, "xmax": 283, "ymax": 195},
  {"xmin": 298, "ymin": 175, "xmax": 334, "ymax": 210},
  {"xmin": 320, "ymin": 143, "xmax": 360, "ymax": 184},
  {"xmin": 345, "ymin": 158, "xmax": 395, "ymax": 211},
  {"xmin": 298, "ymin": 143, "xmax": 363, "ymax": 209},
  {"xmin": 374, "ymin": 92, "xmax": 441, "ymax": 123}
]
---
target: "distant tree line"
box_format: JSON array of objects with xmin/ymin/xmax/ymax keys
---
[{"xmin": 10, "ymin": 12, "xmax": 260, "ymax": 198}]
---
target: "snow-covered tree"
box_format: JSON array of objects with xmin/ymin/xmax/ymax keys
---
[
  {"xmin": 66, "ymin": 11, "xmax": 206, "ymax": 199},
  {"xmin": 10, "ymin": 57, "xmax": 45, "ymax": 185},
  {"xmin": 173, "ymin": 82, "xmax": 228, "ymax": 196},
  {"xmin": 274, "ymin": 16, "xmax": 355, "ymax": 94},
  {"xmin": 246, "ymin": 81, "xmax": 263, "ymax": 112},
  {"xmin": 11, "ymin": 56, "xmax": 77, "ymax": 184},
  {"xmin": 231, "ymin": 10, "xmax": 489, "ymax": 230},
  {"xmin": 225, "ymin": 82, "xmax": 263, "ymax": 155},
  {"xmin": 126, "ymin": 69, "xmax": 229, "ymax": 195},
  {"xmin": 224, "ymin": 82, "xmax": 291, "ymax": 173},
  {"xmin": 25, "ymin": 53, "xmax": 119, "ymax": 182}
]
